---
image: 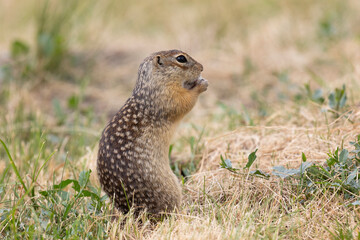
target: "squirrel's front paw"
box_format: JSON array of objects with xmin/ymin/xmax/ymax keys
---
[
  {"xmin": 195, "ymin": 77, "xmax": 208, "ymax": 93},
  {"xmin": 183, "ymin": 76, "xmax": 208, "ymax": 93}
]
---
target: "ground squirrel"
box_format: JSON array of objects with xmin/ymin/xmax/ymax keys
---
[{"xmin": 97, "ymin": 50, "xmax": 208, "ymax": 215}]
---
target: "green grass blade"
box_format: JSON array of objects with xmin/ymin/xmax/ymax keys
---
[
  {"xmin": 0, "ymin": 139, "xmax": 27, "ymax": 193},
  {"xmin": 34, "ymin": 150, "xmax": 56, "ymax": 184}
]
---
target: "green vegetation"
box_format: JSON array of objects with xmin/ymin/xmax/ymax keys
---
[
  {"xmin": 221, "ymin": 136, "xmax": 360, "ymax": 204},
  {"xmin": 0, "ymin": 142, "xmax": 108, "ymax": 239},
  {"xmin": 1, "ymin": 0, "xmax": 360, "ymax": 239}
]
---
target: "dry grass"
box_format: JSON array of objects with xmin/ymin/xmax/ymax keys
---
[{"xmin": 1, "ymin": 0, "xmax": 360, "ymax": 239}]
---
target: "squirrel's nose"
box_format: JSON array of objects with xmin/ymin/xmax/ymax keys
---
[{"xmin": 196, "ymin": 63, "xmax": 203, "ymax": 72}]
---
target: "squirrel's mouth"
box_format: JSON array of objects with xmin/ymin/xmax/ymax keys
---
[
  {"xmin": 183, "ymin": 80, "xmax": 197, "ymax": 90},
  {"xmin": 183, "ymin": 76, "xmax": 208, "ymax": 91}
]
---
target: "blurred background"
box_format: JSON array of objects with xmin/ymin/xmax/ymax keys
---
[
  {"xmin": 1, "ymin": 2, "xmax": 360, "ymax": 237},
  {"xmin": 1, "ymin": 0, "xmax": 359, "ymax": 116},
  {"xmin": 0, "ymin": 0, "xmax": 359, "ymax": 169}
]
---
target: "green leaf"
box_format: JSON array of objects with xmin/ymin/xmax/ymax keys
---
[
  {"xmin": 339, "ymin": 90, "xmax": 347, "ymax": 108},
  {"xmin": 11, "ymin": 40, "xmax": 30, "ymax": 58},
  {"xmin": 79, "ymin": 170, "xmax": 91, "ymax": 188},
  {"xmin": 39, "ymin": 190, "xmax": 51, "ymax": 197},
  {"xmin": 328, "ymin": 85, "xmax": 347, "ymax": 111},
  {"xmin": 224, "ymin": 158, "xmax": 232, "ymax": 168},
  {"xmin": 272, "ymin": 166, "xmax": 299, "ymax": 179},
  {"xmin": 312, "ymin": 89, "xmax": 325, "ymax": 104},
  {"xmin": 346, "ymin": 168, "xmax": 358, "ymax": 184},
  {"xmin": 250, "ymin": 170, "xmax": 270, "ymax": 179},
  {"xmin": 77, "ymin": 190, "xmax": 101, "ymax": 201},
  {"xmin": 54, "ymin": 179, "xmax": 78, "ymax": 190},
  {"xmin": 339, "ymin": 149, "xmax": 349, "ymax": 164},
  {"xmin": 220, "ymin": 155, "xmax": 238, "ymax": 172},
  {"xmin": 245, "ymin": 149, "xmax": 258, "ymax": 169},
  {"xmin": 327, "ymin": 148, "xmax": 339, "ymax": 168},
  {"xmin": 299, "ymin": 162, "xmax": 313, "ymax": 174},
  {"xmin": 302, "ymin": 152, "xmax": 307, "ymax": 162},
  {"xmin": 68, "ymin": 95, "xmax": 80, "ymax": 110},
  {"xmin": 272, "ymin": 162, "xmax": 313, "ymax": 179},
  {"xmin": 58, "ymin": 190, "xmax": 70, "ymax": 201},
  {"xmin": 304, "ymin": 83, "xmax": 325, "ymax": 104},
  {"xmin": 328, "ymin": 92, "xmax": 336, "ymax": 109}
]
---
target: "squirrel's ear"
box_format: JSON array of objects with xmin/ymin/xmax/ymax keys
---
[{"xmin": 156, "ymin": 55, "xmax": 163, "ymax": 66}]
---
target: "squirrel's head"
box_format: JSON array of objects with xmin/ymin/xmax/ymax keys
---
[{"xmin": 134, "ymin": 50, "xmax": 208, "ymax": 120}]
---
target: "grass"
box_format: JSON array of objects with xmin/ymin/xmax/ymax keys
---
[{"xmin": 1, "ymin": 0, "xmax": 360, "ymax": 239}]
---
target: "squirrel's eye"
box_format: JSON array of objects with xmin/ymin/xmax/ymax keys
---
[{"xmin": 176, "ymin": 55, "xmax": 187, "ymax": 63}]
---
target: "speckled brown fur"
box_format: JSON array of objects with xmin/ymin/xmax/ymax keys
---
[{"xmin": 97, "ymin": 50, "xmax": 208, "ymax": 216}]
